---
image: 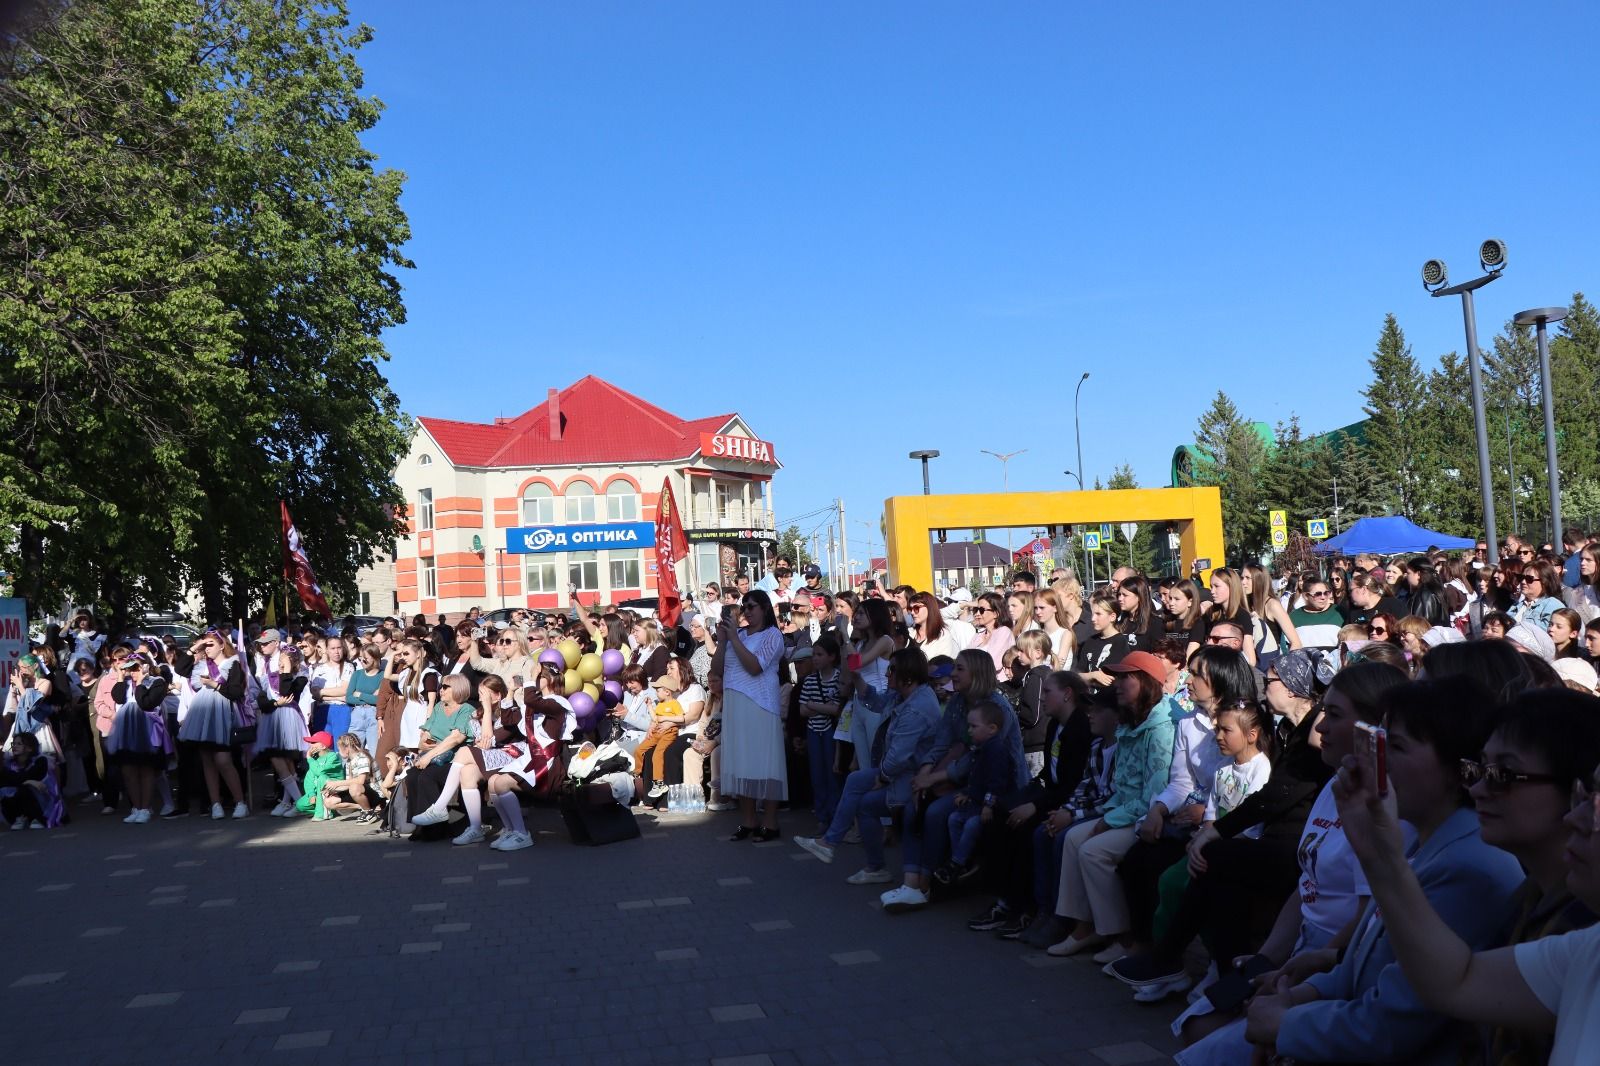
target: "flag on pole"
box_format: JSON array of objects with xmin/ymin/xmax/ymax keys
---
[
  {"xmin": 654, "ymin": 478, "xmax": 688, "ymax": 627},
  {"xmin": 281, "ymin": 501, "xmax": 331, "ymax": 619}
]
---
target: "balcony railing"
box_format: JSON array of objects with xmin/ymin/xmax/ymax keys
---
[{"xmin": 691, "ymin": 504, "xmax": 775, "ymax": 531}]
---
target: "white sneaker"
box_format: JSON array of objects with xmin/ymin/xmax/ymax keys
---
[
  {"xmin": 276, "ymin": 804, "xmax": 300, "ymax": 818},
  {"xmin": 846, "ymin": 867, "xmax": 892, "ymax": 885},
  {"xmin": 231, "ymin": 802, "xmax": 248, "ymax": 819},
  {"xmin": 100, "ymin": 806, "xmax": 116, "ymax": 816},
  {"xmin": 269, "ymin": 800, "xmax": 291, "ymax": 817},
  {"xmin": 879, "ymin": 885, "xmax": 929, "ymax": 913},
  {"xmin": 1133, "ymin": 972, "xmax": 1194, "ymax": 1003},
  {"xmin": 411, "ymin": 804, "xmax": 450, "ymax": 826},
  {"xmin": 11, "ymin": 816, "xmax": 27, "ymax": 830},
  {"xmin": 496, "ymin": 831, "xmax": 534, "ymax": 852},
  {"xmin": 1092, "ymin": 943, "xmax": 1129, "ymax": 965},
  {"xmin": 132, "ymin": 809, "xmax": 152, "ymax": 824},
  {"xmin": 451, "ymin": 825, "xmax": 488, "ymax": 846},
  {"xmin": 210, "ymin": 803, "xmax": 225, "ymax": 820},
  {"xmin": 794, "ymin": 836, "xmax": 836, "ymax": 864},
  {"xmin": 27, "ymin": 819, "xmax": 46, "ymax": 830},
  {"xmin": 158, "ymin": 803, "xmax": 176, "ymax": 818},
  {"xmin": 122, "ymin": 810, "xmax": 142, "ymax": 824},
  {"xmin": 706, "ymin": 800, "xmax": 736, "ymax": 812}
]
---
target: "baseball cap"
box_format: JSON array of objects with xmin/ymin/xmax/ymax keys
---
[
  {"xmin": 803, "ymin": 564, "xmax": 822, "ymax": 579},
  {"xmin": 1104, "ymin": 651, "xmax": 1167, "ymax": 685},
  {"xmin": 303, "ymin": 730, "xmax": 334, "ymax": 748},
  {"xmin": 1554, "ymin": 658, "xmax": 1598, "ymax": 693},
  {"xmin": 256, "ymin": 628, "xmax": 281, "ymax": 644}
]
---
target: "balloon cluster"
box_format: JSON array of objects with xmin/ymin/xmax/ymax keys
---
[{"xmin": 535, "ymin": 640, "xmax": 627, "ymax": 721}]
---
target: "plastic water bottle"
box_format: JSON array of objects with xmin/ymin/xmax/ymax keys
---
[
  {"xmin": 692, "ymin": 783, "xmax": 705, "ymax": 813},
  {"xmin": 669, "ymin": 783, "xmax": 682, "ymax": 814}
]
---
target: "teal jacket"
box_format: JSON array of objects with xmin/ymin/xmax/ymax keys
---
[{"xmin": 1100, "ymin": 694, "xmax": 1178, "ymax": 829}]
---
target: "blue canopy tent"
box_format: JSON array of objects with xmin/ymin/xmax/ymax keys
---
[{"xmin": 1311, "ymin": 516, "xmax": 1475, "ymax": 556}]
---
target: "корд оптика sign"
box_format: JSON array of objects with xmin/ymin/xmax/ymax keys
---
[{"xmin": 505, "ymin": 523, "xmax": 658, "ymax": 555}]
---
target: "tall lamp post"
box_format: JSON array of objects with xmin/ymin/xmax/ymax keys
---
[
  {"xmin": 1423, "ymin": 239, "xmax": 1507, "ymax": 564},
  {"xmin": 1513, "ymin": 306, "xmax": 1568, "ymax": 544},
  {"xmin": 1073, "ymin": 372, "xmax": 1090, "ymax": 491},
  {"xmin": 981, "ymin": 447, "xmax": 1027, "ymax": 561},
  {"xmin": 908, "ymin": 449, "xmax": 939, "ymax": 495}
]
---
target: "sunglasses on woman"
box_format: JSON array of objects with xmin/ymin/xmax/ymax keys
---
[{"xmin": 1459, "ymin": 759, "xmax": 1560, "ymax": 792}]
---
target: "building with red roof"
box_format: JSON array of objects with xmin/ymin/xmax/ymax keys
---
[{"xmin": 384, "ymin": 376, "xmax": 781, "ymax": 617}]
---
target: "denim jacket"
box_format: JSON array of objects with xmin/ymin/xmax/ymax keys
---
[
  {"xmin": 861, "ymin": 683, "xmax": 941, "ymax": 808},
  {"xmin": 927, "ymin": 690, "xmax": 1030, "ymax": 793}
]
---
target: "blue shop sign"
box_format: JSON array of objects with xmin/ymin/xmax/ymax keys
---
[{"xmin": 505, "ymin": 522, "xmax": 657, "ymax": 555}]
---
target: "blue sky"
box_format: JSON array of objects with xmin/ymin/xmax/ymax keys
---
[{"xmin": 351, "ymin": 2, "xmax": 1600, "ymax": 558}]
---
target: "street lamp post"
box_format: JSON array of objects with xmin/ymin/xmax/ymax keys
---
[
  {"xmin": 1423, "ymin": 240, "xmax": 1507, "ymax": 564},
  {"xmin": 1513, "ymin": 306, "xmax": 1569, "ymax": 545},
  {"xmin": 981, "ymin": 448, "xmax": 1027, "ymax": 562},
  {"xmin": 908, "ymin": 449, "xmax": 940, "ymax": 495},
  {"xmin": 1074, "ymin": 373, "xmax": 1090, "ymax": 491}
]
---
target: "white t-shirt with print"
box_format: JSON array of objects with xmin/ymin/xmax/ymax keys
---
[
  {"xmin": 1205, "ymin": 750, "xmax": 1272, "ymax": 824},
  {"xmin": 1295, "ymin": 779, "xmax": 1371, "ymax": 941},
  {"xmin": 1514, "ymin": 923, "xmax": 1600, "ymax": 1066}
]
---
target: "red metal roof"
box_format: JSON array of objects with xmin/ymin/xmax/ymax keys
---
[{"xmin": 418, "ymin": 376, "xmax": 737, "ymax": 468}]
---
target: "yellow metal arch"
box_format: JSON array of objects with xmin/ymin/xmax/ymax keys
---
[{"xmin": 884, "ymin": 486, "xmax": 1225, "ymax": 588}]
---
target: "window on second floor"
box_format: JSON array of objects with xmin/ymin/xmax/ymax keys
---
[
  {"xmin": 522, "ymin": 483, "xmax": 555, "ymax": 525},
  {"xmin": 606, "ymin": 482, "xmax": 639, "ymax": 522},
  {"xmin": 565, "ymin": 482, "xmax": 596, "ymax": 523},
  {"xmin": 417, "ymin": 487, "xmax": 434, "ymax": 531}
]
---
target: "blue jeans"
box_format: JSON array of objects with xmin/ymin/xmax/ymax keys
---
[
  {"xmin": 824, "ymin": 767, "xmax": 893, "ymax": 870},
  {"xmin": 348, "ymin": 706, "xmax": 378, "ymax": 758},
  {"xmin": 1032, "ymin": 820, "xmax": 1069, "ymax": 911},
  {"xmin": 806, "ymin": 730, "xmax": 838, "ymax": 826},
  {"xmin": 902, "ymin": 791, "xmax": 958, "ymax": 876},
  {"xmin": 947, "ymin": 805, "xmax": 984, "ymax": 865}
]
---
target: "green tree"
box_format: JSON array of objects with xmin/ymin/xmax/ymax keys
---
[
  {"xmin": 775, "ymin": 525, "xmax": 813, "ymax": 568},
  {"xmin": 1361, "ymin": 314, "xmax": 1432, "ymax": 518},
  {"xmin": 1420, "ymin": 352, "xmax": 1483, "ymax": 537},
  {"xmin": 1183, "ymin": 391, "xmax": 1269, "ymax": 561},
  {"xmin": 1485, "ymin": 317, "xmax": 1546, "ymax": 540},
  {"xmin": 1105, "ymin": 463, "xmax": 1159, "ymax": 575},
  {"xmin": 1551, "ymin": 293, "xmax": 1600, "ymax": 529},
  {"xmin": 0, "ymin": 0, "xmax": 412, "ymax": 626}
]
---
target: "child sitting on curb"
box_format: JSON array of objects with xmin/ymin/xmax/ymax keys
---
[
  {"xmin": 321, "ymin": 733, "xmax": 375, "ymax": 821},
  {"xmin": 295, "ymin": 731, "xmax": 345, "ymax": 820}
]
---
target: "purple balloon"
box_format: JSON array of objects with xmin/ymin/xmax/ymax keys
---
[
  {"xmin": 568, "ymin": 691, "xmax": 597, "ymax": 722},
  {"xmin": 538, "ymin": 648, "xmax": 566, "ymax": 670},
  {"xmin": 601, "ymin": 648, "xmax": 625, "ymax": 677},
  {"xmin": 600, "ymin": 679, "xmax": 624, "ymax": 707}
]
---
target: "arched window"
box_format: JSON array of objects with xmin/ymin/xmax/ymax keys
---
[
  {"xmin": 522, "ymin": 483, "xmax": 555, "ymax": 525},
  {"xmin": 418, "ymin": 454, "xmax": 433, "ymax": 467},
  {"xmin": 564, "ymin": 482, "xmax": 596, "ymax": 523},
  {"xmin": 606, "ymin": 482, "xmax": 639, "ymax": 522}
]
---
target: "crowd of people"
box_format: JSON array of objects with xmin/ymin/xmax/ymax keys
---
[{"xmin": 5, "ymin": 536, "xmax": 1600, "ymax": 1062}]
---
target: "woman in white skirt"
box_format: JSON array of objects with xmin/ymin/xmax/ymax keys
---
[
  {"xmin": 390, "ymin": 638, "xmax": 440, "ymax": 751},
  {"xmin": 177, "ymin": 632, "xmax": 249, "ymax": 819},
  {"xmin": 256, "ymin": 644, "xmax": 310, "ymax": 816},
  {"xmin": 718, "ymin": 589, "xmax": 787, "ymax": 841},
  {"xmin": 104, "ymin": 654, "xmax": 174, "ymax": 824}
]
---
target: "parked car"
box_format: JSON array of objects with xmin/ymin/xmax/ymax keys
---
[
  {"xmin": 137, "ymin": 622, "xmax": 201, "ymax": 649},
  {"xmin": 615, "ymin": 597, "xmax": 659, "ymax": 619}
]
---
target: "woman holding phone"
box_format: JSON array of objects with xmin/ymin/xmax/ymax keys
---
[{"xmin": 718, "ymin": 590, "xmax": 788, "ymax": 841}]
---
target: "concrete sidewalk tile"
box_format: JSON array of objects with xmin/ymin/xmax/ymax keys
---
[
  {"xmin": 749, "ymin": 920, "xmax": 792, "ymax": 932},
  {"xmin": 477, "ymin": 861, "xmax": 508, "ymax": 870},
  {"xmin": 321, "ymin": 915, "xmax": 360, "ymax": 927},
  {"xmin": 235, "ymin": 1007, "xmax": 291, "ymax": 1025},
  {"xmin": 37, "ymin": 883, "xmax": 72, "ymax": 892},
  {"xmin": 105, "ymin": 853, "xmax": 136, "ymax": 860},
  {"xmin": 399, "ymin": 941, "xmax": 441, "ymax": 954},
  {"xmin": 126, "ymin": 992, "xmax": 182, "ymax": 1008},
  {"xmin": 174, "ymin": 859, "xmax": 206, "ymax": 867},
  {"xmin": 411, "ymin": 902, "xmax": 446, "ymax": 912},
  {"xmin": 829, "ymin": 950, "xmax": 881, "ymax": 966},
  {"xmin": 273, "ymin": 1030, "xmax": 331, "ymax": 1050},
  {"xmin": 382, "ymin": 850, "xmax": 410, "ymax": 859},
  {"xmin": 717, "ymin": 876, "xmax": 754, "ymax": 886},
  {"xmin": 272, "ymin": 961, "xmax": 319, "ymax": 974},
  {"xmin": 148, "ymin": 896, "xmax": 184, "ymax": 906},
  {"xmin": 81, "ymin": 927, "xmax": 124, "ymax": 938},
  {"xmin": 151, "ymin": 884, "xmax": 187, "ymax": 893},
  {"xmin": 710, "ymin": 1057, "xmax": 775, "ymax": 1066},
  {"xmin": 653, "ymin": 896, "xmax": 691, "ymax": 907},
  {"xmin": 497, "ymin": 876, "xmax": 529, "ymax": 886},
  {"xmin": 311, "ymin": 864, "xmax": 342, "ymax": 872},
  {"xmin": 709, "ymin": 1003, "xmax": 766, "ymax": 1022},
  {"xmin": 109, "ymin": 869, "xmax": 144, "ymax": 877},
  {"xmin": 654, "ymin": 947, "xmax": 700, "ymax": 961},
  {"xmin": 11, "ymin": 972, "xmax": 65, "ymax": 987},
  {"xmin": 617, "ymin": 899, "xmax": 655, "ymax": 911},
  {"xmin": 433, "ymin": 922, "xmax": 471, "ymax": 933},
  {"xmin": 200, "ymin": 898, "xmax": 237, "ymax": 908},
  {"xmin": 442, "ymin": 875, "xmax": 472, "ymax": 884}
]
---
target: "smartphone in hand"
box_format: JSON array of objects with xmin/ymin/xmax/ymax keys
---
[{"xmin": 1354, "ymin": 721, "xmax": 1388, "ymax": 797}]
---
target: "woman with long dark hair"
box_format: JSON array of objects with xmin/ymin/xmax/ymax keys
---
[{"xmin": 720, "ymin": 590, "xmax": 788, "ymax": 841}]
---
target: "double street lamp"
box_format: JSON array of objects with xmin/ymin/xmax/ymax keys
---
[{"xmin": 1423, "ymin": 239, "xmax": 1506, "ymax": 564}]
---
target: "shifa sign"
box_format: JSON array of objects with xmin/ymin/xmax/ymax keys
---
[
  {"xmin": 505, "ymin": 523, "xmax": 657, "ymax": 555},
  {"xmin": 699, "ymin": 432, "xmax": 779, "ymax": 465}
]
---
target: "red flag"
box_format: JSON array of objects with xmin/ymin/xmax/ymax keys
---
[
  {"xmin": 281, "ymin": 501, "xmax": 331, "ymax": 619},
  {"xmin": 654, "ymin": 478, "xmax": 688, "ymax": 627}
]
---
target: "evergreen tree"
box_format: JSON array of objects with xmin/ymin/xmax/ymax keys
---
[
  {"xmin": 1422, "ymin": 352, "xmax": 1483, "ymax": 537},
  {"xmin": 1485, "ymin": 318, "xmax": 1545, "ymax": 541},
  {"xmin": 1361, "ymin": 314, "xmax": 1431, "ymax": 518},
  {"xmin": 1105, "ymin": 464, "xmax": 1159, "ymax": 575},
  {"xmin": 1184, "ymin": 391, "xmax": 1269, "ymax": 562},
  {"xmin": 1551, "ymin": 293, "xmax": 1600, "ymax": 527}
]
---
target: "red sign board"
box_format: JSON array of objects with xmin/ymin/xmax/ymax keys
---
[{"xmin": 700, "ymin": 432, "xmax": 778, "ymax": 466}]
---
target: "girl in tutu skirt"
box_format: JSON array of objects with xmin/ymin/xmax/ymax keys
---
[
  {"xmin": 177, "ymin": 631, "xmax": 250, "ymax": 819},
  {"xmin": 257, "ymin": 643, "xmax": 310, "ymax": 817},
  {"xmin": 105, "ymin": 654, "xmax": 173, "ymax": 824},
  {"xmin": 390, "ymin": 638, "xmax": 440, "ymax": 751}
]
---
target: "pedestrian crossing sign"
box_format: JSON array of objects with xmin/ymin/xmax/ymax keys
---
[
  {"xmin": 1307, "ymin": 518, "xmax": 1329, "ymax": 540},
  {"xmin": 1083, "ymin": 532, "xmax": 1102, "ymax": 552}
]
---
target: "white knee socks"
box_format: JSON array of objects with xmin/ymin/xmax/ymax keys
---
[
  {"xmin": 493, "ymin": 790, "xmax": 526, "ymax": 835},
  {"xmin": 462, "ymin": 788, "xmax": 482, "ymax": 829},
  {"xmin": 435, "ymin": 764, "xmax": 462, "ymax": 808},
  {"xmin": 280, "ymin": 776, "xmax": 303, "ymax": 802}
]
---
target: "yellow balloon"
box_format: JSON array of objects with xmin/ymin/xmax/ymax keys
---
[
  {"xmin": 583, "ymin": 682, "xmax": 601, "ymax": 701},
  {"xmin": 558, "ymin": 640, "xmax": 582, "ymax": 669},
  {"xmin": 563, "ymin": 669, "xmax": 582, "ymax": 695},
  {"xmin": 577, "ymin": 652, "xmax": 603, "ymax": 682}
]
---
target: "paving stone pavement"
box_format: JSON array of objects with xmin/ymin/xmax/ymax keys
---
[{"xmin": 1, "ymin": 804, "xmax": 1180, "ymax": 1065}]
